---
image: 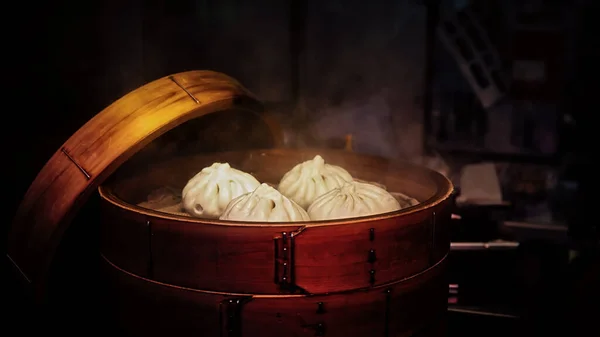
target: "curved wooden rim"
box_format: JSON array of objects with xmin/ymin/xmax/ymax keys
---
[
  {"xmin": 98, "ymin": 149, "xmax": 454, "ymax": 228},
  {"xmin": 7, "ymin": 70, "xmax": 283, "ymax": 300},
  {"xmin": 101, "ymin": 252, "xmax": 448, "ymax": 298}
]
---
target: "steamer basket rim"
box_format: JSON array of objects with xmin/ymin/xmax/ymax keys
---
[{"xmin": 98, "ymin": 148, "xmax": 454, "ymax": 227}]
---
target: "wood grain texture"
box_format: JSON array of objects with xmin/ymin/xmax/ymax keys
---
[
  {"xmin": 7, "ymin": 70, "xmax": 282, "ymax": 298},
  {"xmin": 99, "ymin": 149, "xmax": 453, "ymax": 294},
  {"xmin": 101, "ymin": 253, "xmax": 448, "ymax": 337},
  {"xmin": 100, "ymin": 199, "xmax": 152, "ymax": 278}
]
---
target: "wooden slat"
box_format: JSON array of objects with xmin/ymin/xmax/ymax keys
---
[
  {"xmin": 101, "ymin": 254, "xmax": 448, "ymax": 337},
  {"xmin": 292, "ymin": 200, "xmax": 452, "ymax": 294}
]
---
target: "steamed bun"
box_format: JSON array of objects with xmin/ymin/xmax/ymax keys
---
[
  {"xmin": 182, "ymin": 163, "xmax": 260, "ymax": 218},
  {"xmin": 307, "ymin": 181, "xmax": 401, "ymax": 221},
  {"xmin": 278, "ymin": 155, "xmax": 353, "ymax": 209},
  {"xmin": 220, "ymin": 183, "xmax": 310, "ymax": 222}
]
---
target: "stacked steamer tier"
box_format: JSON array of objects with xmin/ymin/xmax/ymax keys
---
[{"xmin": 7, "ymin": 71, "xmax": 454, "ymax": 337}]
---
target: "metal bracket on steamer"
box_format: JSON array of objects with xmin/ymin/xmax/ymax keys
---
[
  {"xmin": 273, "ymin": 227, "xmax": 305, "ymax": 292},
  {"xmin": 219, "ymin": 296, "xmax": 253, "ymax": 337}
]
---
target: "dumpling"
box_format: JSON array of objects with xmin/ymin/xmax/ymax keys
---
[
  {"xmin": 220, "ymin": 183, "xmax": 310, "ymax": 222},
  {"xmin": 390, "ymin": 192, "xmax": 420, "ymax": 208},
  {"xmin": 182, "ymin": 163, "xmax": 260, "ymax": 218},
  {"xmin": 278, "ymin": 155, "xmax": 353, "ymax": 209},
  {"xmin": 307, "ymin": 181, "xmax": 401, "ymax": 221}
]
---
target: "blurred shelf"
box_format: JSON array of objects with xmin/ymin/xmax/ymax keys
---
[
  {"xmin": 451, "ymin": 240, "xmax": 520, "ymax": 251},
  {"xmin": 428, "ymin": 141, "xmax": 560, "ymax": 165},
  {"xmin": 501, "ymin": 220, "xmax": 569, "ymax": 245},
  {"xmin": 448, "ymin": 305, "xmax": 520, "ymax": 319}
]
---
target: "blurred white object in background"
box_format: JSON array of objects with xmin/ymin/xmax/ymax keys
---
[{"xmin": 457, "ymin": 162, "xmax": 504, "ymax": 205}]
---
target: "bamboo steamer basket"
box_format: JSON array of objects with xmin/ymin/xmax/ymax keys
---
[{"xmin": 7, "ymin": 70, "xmax": 454, "ymax": 337}]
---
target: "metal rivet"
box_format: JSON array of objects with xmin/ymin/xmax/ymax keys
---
[
  {"xmin": 315, "ymin": 322, "xmax": 326, "ymax": 336},
  {"xmin": 317, "ymin": 302, "xmax": 325, "ymax": 314},
  {"xmin": 368, "ymin": 249, "xmax": 377, "ymax": 263}
]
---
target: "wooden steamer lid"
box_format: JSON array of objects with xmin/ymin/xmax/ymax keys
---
[{"xmin": 6, "ymin": 70, "xmax": 283, "ymax": 300}]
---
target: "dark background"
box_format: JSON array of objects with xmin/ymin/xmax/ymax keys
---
[{"xmin": 3, "ymin": 0, "xmax": 598, "ymax": 335}]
